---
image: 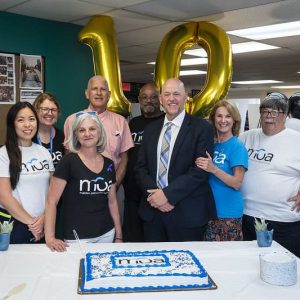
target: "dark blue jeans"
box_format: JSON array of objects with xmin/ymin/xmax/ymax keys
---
[
  {"xmin": 10, "ymin": 220, "xmax": 35, "ymax": 244},
  {"xmin": 0, "ymin": 207, "xmax": 34, "ymax": 244},
  {"xmin": 242, "ymin": 214, "xmax": 300, "ymax": 258}
]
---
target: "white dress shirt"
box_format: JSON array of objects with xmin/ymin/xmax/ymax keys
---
[{"xmin": 156, "ymin": 110, "xmax": 186, "ymax": 187}]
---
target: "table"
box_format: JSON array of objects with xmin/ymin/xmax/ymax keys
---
[{"xmin": 0, "ymin": 241, "xmax": 299, "ymax": 300}]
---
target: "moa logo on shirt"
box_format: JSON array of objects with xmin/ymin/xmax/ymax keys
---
[
  {"xmin": 22, "ymin": 158, "xmax": 50, "ymax": 172},
  {"xmin": 213, "ymin": 151, "xmax": 226, "ymax": 164},
  {"xmin": 247, "ymin": 148, "xmax": 274, "ymax": 162},
  {"xmin": 131, "ymin": 130, "xmax": 144, "ymax": 145},
  {"xmin": 79, "ymin": 176, "xmax": 112, "ymax": 194},
  {"xmin": 51, "ymin": 151, "xmax": 63, "ymax": 162}
]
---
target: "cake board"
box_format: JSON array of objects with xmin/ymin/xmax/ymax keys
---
[{"xmin": 77, "ymin": 258, "xmax": 218, "ymax": 294}]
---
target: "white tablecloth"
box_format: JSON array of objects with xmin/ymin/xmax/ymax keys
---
[{"xmin": 0, "ymin": 241, "xmax": 299, "ymax": 300}]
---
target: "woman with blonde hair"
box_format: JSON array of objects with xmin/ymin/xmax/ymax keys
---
[
  {"xmin": 33, "ymin": 92, "xmax": 65, "ymax": 168},
  {"xmin": 196, "ymin": 100, "xmax": 248, "ymax": 241}
]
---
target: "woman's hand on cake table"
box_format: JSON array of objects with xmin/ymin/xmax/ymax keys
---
[
  {"xmin": 288, "ymin": 191, "xmax": 300, "ymax": 212},
  {"xmin": 46, "ymin": 237, "xmax": 69, "ymax": 252}
]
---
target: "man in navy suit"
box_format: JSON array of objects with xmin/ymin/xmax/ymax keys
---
[{"xmin": 135, "ymin": 78, "xmax": 216, "ymax": 242}]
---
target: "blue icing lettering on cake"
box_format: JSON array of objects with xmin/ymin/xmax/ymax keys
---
[{"xmin": 80, "ymin": 250, "xmax": 212, "ymax": 292}]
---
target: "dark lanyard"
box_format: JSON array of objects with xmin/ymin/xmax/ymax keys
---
[{"xmin": 37, "ymin": 128, "xmax": 53, "ymax": 154}]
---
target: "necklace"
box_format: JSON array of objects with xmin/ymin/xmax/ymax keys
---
[{"xmin": 37, "ymin": 127, "xmax": 53, "ymax": 154}]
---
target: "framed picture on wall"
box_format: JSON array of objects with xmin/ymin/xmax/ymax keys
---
[
  {"xmin": 20, "ymin": 89, "xmax": 43, "ymax": 104},
  {"xmin": 20, "ymin": 54, "xmax": 43, "ymax": 89},
  {"xmin": 0, "ymin": 53, "xmax": 16, "ymax": 104}
]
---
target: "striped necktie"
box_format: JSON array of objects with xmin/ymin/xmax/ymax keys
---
[{"xmin": 157, "ymin": 122, "xmax": 173, "ymax": 188}]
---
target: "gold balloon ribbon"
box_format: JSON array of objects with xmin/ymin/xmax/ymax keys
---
[
  {"xmin": 155, "ymin": 21, "xmax": 232, "ymax": 117},
  {"xmin": 79, "ymin": 16, "xmax": 131, "ymax": 117}
]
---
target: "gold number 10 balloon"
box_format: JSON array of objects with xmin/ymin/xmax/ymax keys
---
[{"xmin": 79, "ymin": 16, "xmax": 232, "ymax": 117}]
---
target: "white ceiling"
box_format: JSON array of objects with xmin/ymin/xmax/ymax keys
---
[{"xmin": 2, "ymin": 0, "xmax": 300, "ymax": 98}]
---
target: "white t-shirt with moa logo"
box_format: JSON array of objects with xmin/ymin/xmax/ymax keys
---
[
  {"xmin": 0, "ymin": 143, "xmax": 54, "ymax": 217},
  {"xmin": 239, "ymin": 128, "xmax": 300, "ymax": 222}
]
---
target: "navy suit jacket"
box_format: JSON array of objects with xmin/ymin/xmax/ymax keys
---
[{"xmin": 135, "ymin": 113, "xmax": 217, "ymax": 228}]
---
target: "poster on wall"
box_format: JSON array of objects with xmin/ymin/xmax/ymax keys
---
[
  {"xmin": 20, "ymin": 54, "xmax": 43, "ymax": 89},
  {"xmin": 0, "ymin": 53, "xmax": 16, "ymax": 104},
  {"xmin": 20, "ymin": 89, "xmax": 43, "ymax": 104}
]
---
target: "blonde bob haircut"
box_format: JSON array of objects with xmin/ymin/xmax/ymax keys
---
[
  {"xmin": 65, "ymin": 113, "xmax": 106, "ymax": 153},
  {"xmin": 209, "ymin": 100, "xmax": 241, "ymax": 137}
]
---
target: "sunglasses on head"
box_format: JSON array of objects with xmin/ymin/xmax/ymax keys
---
[{"xmin": 75, "ymin": 111, "xmax": 97, "ymax": 118}]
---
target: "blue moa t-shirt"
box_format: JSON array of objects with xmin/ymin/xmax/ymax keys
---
[
  {"xmin": 54, "ymin": 153, "xmax": 116, "ymax": 240},
  {"xmin": 209, "ymin": 136, "xmax": 248, "ymax": 218}
]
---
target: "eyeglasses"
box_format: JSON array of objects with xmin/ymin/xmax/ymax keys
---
[
  {"xmin": 75, "ymin": 111, "xmax": 97, "ymax": 118},
  {"xmin": 39, "ymin": 107, "xmax": 58, "ymax": 114},
  {"xmin": 139, "ymin": 95, "xmax": 158, "ymax": 102},
  {"xmin": 261, "ymin": 110, "xmax": 285, "ymax": 117}
]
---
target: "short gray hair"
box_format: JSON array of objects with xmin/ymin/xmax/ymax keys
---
[
  {"xmin": 260, "ymin": 92, "xmax": 288, "ymax": 114},
  {"xmin": 66, "ymin": 113, "xmax": 106, "ymax": 153}
]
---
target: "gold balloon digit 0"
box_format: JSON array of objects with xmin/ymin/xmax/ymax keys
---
[
  {"xmin": 79, "ymin": 16, "xmax": 131, "ymax": 117},
  {"xmin": 155, "ymin": 21, "xmax": 232, "ymax": 117}
]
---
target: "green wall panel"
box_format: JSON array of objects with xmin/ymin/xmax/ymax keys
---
[{"xmin": 0, "ymin": 12, "xmax": 94, "ymax": 129}]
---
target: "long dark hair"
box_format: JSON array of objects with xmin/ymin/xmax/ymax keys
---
[{"xmin": 5, "ymin": 102, "xmax": 39, "ymax": 189}]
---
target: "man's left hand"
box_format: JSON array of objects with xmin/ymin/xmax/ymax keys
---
[{"xmin": 158, "ymin": 202, "xmax": 175, "ymax": 212}]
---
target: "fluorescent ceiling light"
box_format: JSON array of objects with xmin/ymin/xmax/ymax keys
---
[
  {"xmin": 270, "ymin": 85, "xmax": 300, "ymax": 89},
  {"xmin": 232, "ymin": 80, "xmax": 283, "ymax": 85},
  {"xmin": 185, "ymin": 48, "xmax": 207, "ymax": 57},
  {"xmin": 148, "ymin": 42, "xmax": 278, "ymax": 66},
  {"xmin": 180, "ymin": 70, "xmax": 206, "ymax": 76},
  {"xmin": 185, "ymin": 42, "xmax": 279, "ymax": 57},
  {"xmin": 148, "ymin": 57, "xmax": 207, "ymax": 66},
  {"xmin": 232, "ymin": 42, "xmax": 279, "ymax": 53},
  {"xmin": 227, "ymin": 21, "xmax": 300, "ymax": 40},
  {"xmin": 181, "ymin": 58, "xmax": 207, "ymax": 66}
]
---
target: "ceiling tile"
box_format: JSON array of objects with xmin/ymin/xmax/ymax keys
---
[
  {"xmin": 117, "ymin": 22, "xmax": 182, "ymax": 47},
  {"xmin": 126, "ymin": 0, "xmax": 282, "ymax": 21},
  {"xmin": 78, "ymin": 0, "xmax": 148, "ymax": 9},
  {"xmin": 7, "ymin": 0, "xmax": 112, "ymax": 23},
  {"xmin": 0, "ymin": 0, "xmax": 28, "ymax": 10},
  {"xmin": 104, "ymin": 10, "xmax": 168, "ymax": 33}
]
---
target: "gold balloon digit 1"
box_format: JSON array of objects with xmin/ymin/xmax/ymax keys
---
[
  {"xmin": 79, "ymin": 15, "xmax": 131, "ymax": 117},
  {"xmin": 155, "ymin": 21, "xmax": 232, "ymax": 117}
]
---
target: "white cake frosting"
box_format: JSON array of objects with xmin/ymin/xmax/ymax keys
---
[
  {"xmin": 80, "ymin": 250, "xmax": 212, "ymax": 292},
  {"xmin": 259, "ymin": 250, "xmax": 297, "ymax": 286}
]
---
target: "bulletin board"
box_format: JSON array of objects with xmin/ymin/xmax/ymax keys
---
[{"xmin": 0, "ymin": 52, "xmax": 44, "ymax": 145}]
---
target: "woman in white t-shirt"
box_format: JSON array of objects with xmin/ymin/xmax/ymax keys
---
[{"xmin": 0, "ymin": 102, "xmax": 54, "ymax": 243}]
